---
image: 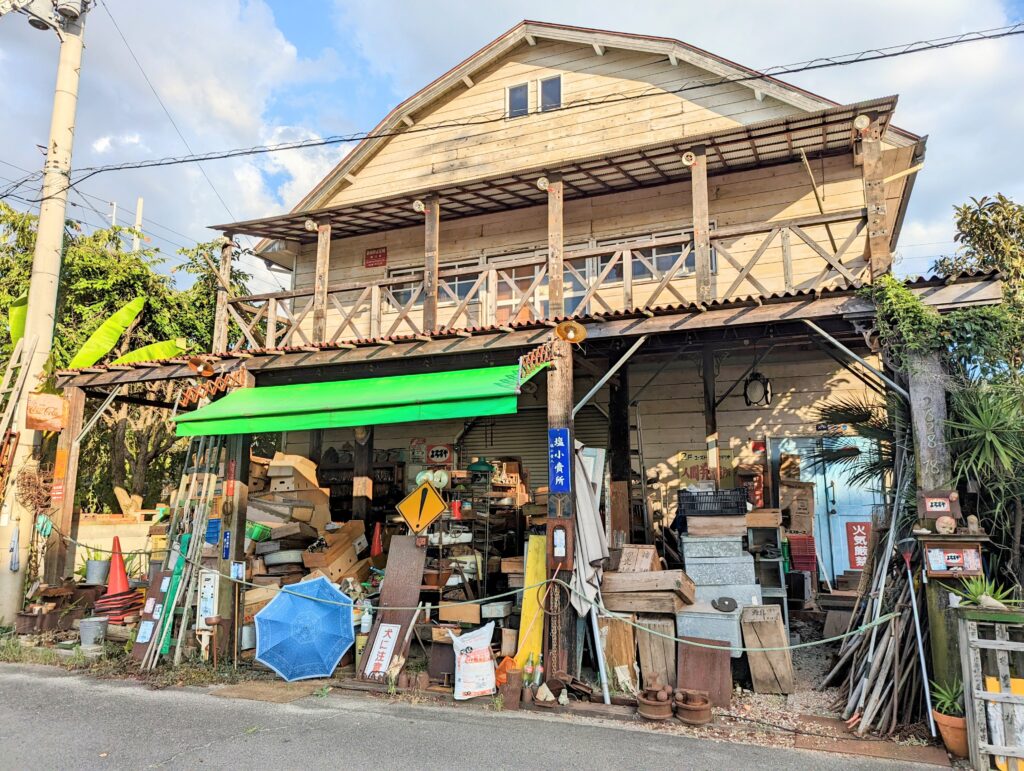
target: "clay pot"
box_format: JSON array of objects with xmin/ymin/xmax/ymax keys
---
[
  {"xmin": 415, "ymin": 671, "xmax": 430, "ymax": 691},
  {"xmin": 932, "ymin": 711, "xmax": 968, "ymax": 759},
  {"xmin": 636, "ymin": 694, "xmax": 674, "ymax": 721},
  {"xmin": 674, "ymin": 689, "xmax": 712, "ymax": 725},
  {"xmin": 397, "ymin": 671, "xmax": 411, "ymax": 689}
]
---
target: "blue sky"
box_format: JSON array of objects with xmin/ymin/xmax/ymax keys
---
[{"xmin": 2, "ymin": 0, "xmax": 1023, "ymax": 292}]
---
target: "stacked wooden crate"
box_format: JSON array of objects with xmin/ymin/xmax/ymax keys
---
[
  {"xmin": 248, "ymin": 452, "xmax": 332, "ymax": 533},
  {"xmin": 247, "ymin": 518, "xmax": 369, "ymax": 589},
  {"xmin": 599, "ymin": 545, "xmax": 695, "ymax": 690}
]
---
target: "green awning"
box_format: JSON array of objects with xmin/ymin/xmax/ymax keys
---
[{"xmin": 174, "ymin": 364, "xmax": 545, "ymax": 437}]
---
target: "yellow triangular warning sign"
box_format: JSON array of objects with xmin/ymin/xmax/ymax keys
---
[{"xmin": 396, "ymin": 481, "xmax": 447, "ymax": 534}]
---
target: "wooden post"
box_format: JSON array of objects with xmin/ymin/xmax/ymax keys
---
[
  {"xmin": 352, "ymin": 426, "xmax": 374, "ymax": 521},
  {"xmin": 861, "ymin": 116, "xmax": 892, "ymax": 278},
  {"xmin": 266, "ymin": 297, "xmax": 278, "ymax": 349},
  {"xmin": 220, "ymin": 431, "xmax": 250, "ymax": 660},
  {"xmin": 422, "ymin": 194, "xmax": 440, "ymax": 332},
  {"xmin": 45, "ymin": 386, "xmax": 85, "ymax": 582},
  {"xmin": 546, "ymin": 173, "xmax": 565, "ymax": 318},
  {"xmin": 608, "ymin": 350, "xmax": 632, "ymax": 544},
  {"xmin": 702, "ymin": 346, "xmax": 720, "ymax": 484},
  {"xmin": 907, "ymin": 351, "xmax": 951, "ymax": 490},
  {"xmin": 313, "ymin": 220, "xmax": 331, "ymax": 342},
  {"xmin": 690, "ymin": 146, "xmax": 713, "ymax": 304},
  {"xmin": 546, "ymin": 337, "xmax": 576, "ymax": 675},
  {"xmin": 212, "ymin": 234, "xmax": 234, "ymax": 353},
  {"xmin": 308, "ymin": 429, "xmax": 324, "ymax": 465},
  {"xmin": 369, "ymin": 284, "xmax": 382, "ymax": 339}
]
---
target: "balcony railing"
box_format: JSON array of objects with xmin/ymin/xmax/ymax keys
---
[{"xmin": 222, "ymin": 208, "xmax": 868, "ymax": 351}]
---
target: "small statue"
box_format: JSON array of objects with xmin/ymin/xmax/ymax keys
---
[{"xmin": 966, "ymin": 514, "xmax": 981, "ymax": 535}]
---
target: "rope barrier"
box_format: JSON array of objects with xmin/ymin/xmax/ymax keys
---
[{"xmin": 45, "ymin": 524, "xmax": 897, "ymax": 654}]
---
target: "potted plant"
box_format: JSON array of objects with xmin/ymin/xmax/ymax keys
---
[
  {"xmin": 931, "ymin": 678, "xmax": 968, "ymax": 758},
  {"xmin": 77, "ymin": 547, "xmax": 110, "ymax": 586}
]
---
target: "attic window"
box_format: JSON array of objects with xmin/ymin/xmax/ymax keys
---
[
  {"xmin": 540, "ymin": 75, "xmax": 561, "ymax": 112},
  {"xmin": 507, "ymin": 83, "xmax": 528, "ymax": 118}
]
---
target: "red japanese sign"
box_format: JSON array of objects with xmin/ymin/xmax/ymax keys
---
[
  {"xmin": 846, "ymin": 521, "xmax": 872, "ymax": 570},
  {"xmin": 364, "ymin": 247, "xmax": 387, "ymax": 268}
]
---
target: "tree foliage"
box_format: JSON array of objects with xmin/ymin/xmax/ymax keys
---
[{"xmin": 0, "ymin": 202, "xmax": 249, "ymax": 512}]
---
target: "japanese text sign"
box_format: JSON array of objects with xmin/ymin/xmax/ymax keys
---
[{"xmin": 548, "ymin": 428, "xmax": 571, "ymax": 494}]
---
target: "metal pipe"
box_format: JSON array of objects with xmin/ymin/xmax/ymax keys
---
[
  {"xmin": 905, "ymin": 561, "xmax": 937, "ymax": 737},
  {"xmin": 572, "ymin": 335, "xmax": 648, "ymax": 418},
  {"xmin": 802, "ymin": 319, "xmax": 910, "ymax": 400},
  {"xmin": 589, "ymin": 607, "xmax": 612, "ymax": 705}
]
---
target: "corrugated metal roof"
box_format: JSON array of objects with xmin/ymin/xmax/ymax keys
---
[{"xmin": 54, "ymin": 269, "xmax": 998, "ymax": 377}]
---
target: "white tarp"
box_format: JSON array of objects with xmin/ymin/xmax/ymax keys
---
[{"xmin": 570, "ymin": 444, "xmax": 609, "ymax": 615}]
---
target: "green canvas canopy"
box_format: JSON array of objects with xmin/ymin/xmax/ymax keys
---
[{"xmin": 174, "ymin": 364, "xmax": 545, "ymax": 437}]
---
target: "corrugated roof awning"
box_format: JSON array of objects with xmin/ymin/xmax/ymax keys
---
[{"xmin": 174, "ymin": 363, "xmax": 545, "ymax": 437}]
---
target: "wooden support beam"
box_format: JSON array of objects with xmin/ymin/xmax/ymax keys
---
[
  {"xmin": 212, "ymin": 235, "xmax": 234, "ymax": 353},
  {"xmin": 313, "ymin": 220, "xmax": 332, "ymax": 342},
  {"xmin": 907, "ymin": 352, "xmax": 951, "ymax": 490},
  {"xmin": 608, "ymin": 350, "xmax": 632, "ymax": 545},
  {"xmin": 702, "ymin": 346, "xmax": 720, "ymax": 484},
  {"xmin": 220, "ymin": 432, "xmax": 250, "ymax": 658},
  {"xmin": 422, "ymin": 194, "xmax": 440, "ymax": 332},
  {"xmin": 352, "ymin": 426, "xmax": 374, "ymax": 521},
  {"xmin": 546, "ymin": 338, "xmax": 576, "ymax": 676},
  {"xmin": 690, "ymin": 146, "xmax": 713, "ymax": 303},
  {"xmin": 860, "ymin": 116, "xmax": 892, "ymax": 277},
  {"xmin": 308, "ymin": 429, "xmax": 324, "ymax": 465},
  {"xmin": 546, "ymin": 174, "xmax": 565, "ymax": 318},
  {"xmin": 45, "ymin": 386, "xmax": 85, "ymax": 582},
  {"xmin": 400, "ymin": 115, "xmax": 414, "ymax": 127}
]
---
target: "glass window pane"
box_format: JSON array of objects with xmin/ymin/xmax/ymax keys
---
[
  {"xmin": 508, "ymin": 84, "xmax": 528, "ymax": 118},
  {"xmin": 633, "ymin": 247, "xmax": 654, "ymax": 281},
  {"xmin": 541, "ymin": 77, "xmax": 561, "ymax": 112},
  {"xmin": 598, "ymin": 253, "xmax": 622, "ymax": 284}
]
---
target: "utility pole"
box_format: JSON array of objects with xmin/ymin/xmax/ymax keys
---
[
  {"xmin": 132, "ymin": 196, "xmax": 143, "ymax": 251},
  {"xmin": 0, "ymin": 0, "xmax": 89, "ymax": 621}
]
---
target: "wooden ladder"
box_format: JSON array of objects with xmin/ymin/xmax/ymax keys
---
[{"xmin": 0, "ymin": 336, "xmax": 38, "ymax": 494}]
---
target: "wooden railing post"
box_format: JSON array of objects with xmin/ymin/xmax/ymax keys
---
[
  {"xmin": 212, "ymin": 233, "xmax": 234, "ymax": 353},
  {"xmin": 422, "ymin": 194, "xmax": 440, "ymax": 332},
  {"xmin": 313, "ymin": 219, "xmax": 331, "ymax": 341},
  {"xmin": 485, "ymin": 268, "xmax": 498, "ymax": 326},
  {"xmin": 545, "ymin": 173, "xmax": 565, "ymax": 318},
  {"xmin": 860, "ymin": 115, "xmax": 892, "ymax": 278},
  {"xmin": 690, "ymin": 146, "xmax": 712, "ymax": 303},
  {"xmin": 369, "ymin": 284, "xmax": 382, "ymax": 339},
  {"xmin": 266, "ymin": 297, "xmax": 278, "ymax": 348}
]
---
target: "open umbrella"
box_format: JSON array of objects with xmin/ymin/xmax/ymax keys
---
[{"xmin": 255, "ymin": 577, "xmax": 354, "ymax": 682}]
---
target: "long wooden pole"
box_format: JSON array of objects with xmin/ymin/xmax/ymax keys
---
[
  {"xmin": 690, "ymin": 145, "xmax": 713, "ymax": 304},
  {"xmin": 313, "ymin": 220, "xmax": 331, "ymax": 342},
  {"xmin": 46, "ymin": 386, "xmax": 86, "ymax": 582},
  {"xmin": 212, "ymin": 235, "xmax": 234, "ymax": 353},
  {"xmin": 546, "ymin": 174, "xmax": 565, "ymax": 318},
  {"xmin": 860, "ymin": 116, "xmax": 892, "ymax": 278}
]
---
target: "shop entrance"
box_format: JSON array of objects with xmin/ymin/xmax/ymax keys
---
[{"xmin": 771, "ymin": 436, "xmax": 884, "ymax": 582}]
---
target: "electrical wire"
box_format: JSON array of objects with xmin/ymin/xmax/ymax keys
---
[{"xmin": 2, "ymin": 21, "xmax": 1021, "ymax": 206}]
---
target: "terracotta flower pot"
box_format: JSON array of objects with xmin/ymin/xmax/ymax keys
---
[{"xmin": 932, "ymin": 710, "xmax": 968, "ymax": 759}]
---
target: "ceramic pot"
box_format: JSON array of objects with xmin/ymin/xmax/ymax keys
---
[{"xmin": 932, "ymin": 710, "xmax": 968, "ymax": 759}]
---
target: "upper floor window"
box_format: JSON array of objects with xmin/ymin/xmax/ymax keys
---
[
  {"xmin": 540, "ymin": 76, "xmax": 561, "ymax": 112},
  {"xmin": 507, "ymin": 83, "xmax": 529, "ymax": 118}
]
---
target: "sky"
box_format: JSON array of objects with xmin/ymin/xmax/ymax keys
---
[{"xmin": 1, "ymin": 0, "xmax": 1023, "ymax": 294}]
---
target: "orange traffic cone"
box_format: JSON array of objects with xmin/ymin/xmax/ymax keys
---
[
  {"xmin": 106, "ymin": 536, "xmax": 130, "ymax": 596},
  {"xmin": 370, "ymin": 523, "xmax": 383, "ymax": 558}
]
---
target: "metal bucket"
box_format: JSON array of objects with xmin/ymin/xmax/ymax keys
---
[
  {"xmin": 240, "ymin": 624, "xmax": 256, "ymax": 650},
  {"xmin": 79, "ymin": 616, "xmax": 109, "ymax": 646},
  {"xmin": 84, "ymin": 559, "xmax": 110, "ymax": 586}
]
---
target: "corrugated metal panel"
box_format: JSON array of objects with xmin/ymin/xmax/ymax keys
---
[{"xmin": 461, "ymin": 407, "xmax": 607, "ymax": 488}]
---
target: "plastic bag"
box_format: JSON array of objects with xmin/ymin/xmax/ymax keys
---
[{"xmin": 448, "ymin": 621, "xmax": 496, "ymax": 700}]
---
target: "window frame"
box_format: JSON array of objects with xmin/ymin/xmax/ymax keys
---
[
  {"xmin": 387, "ymin": 258, "xmax": 483, "ymax": 308},
  {"xmin": 506, "ymin": 82, "xmax": 529, "ymax": 119},
  {"xmin": 539, "ymin": 75, "xmax": 562, "ymax": 112}
]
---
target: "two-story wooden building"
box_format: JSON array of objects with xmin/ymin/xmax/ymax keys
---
[{"xmin": 56, "ymin": 21, "xmax": 999, "ymax": 583}]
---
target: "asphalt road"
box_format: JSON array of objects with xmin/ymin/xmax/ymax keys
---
[{"xmin": 0, "ymin": 664, "xmax": 938, "ymax": 770}]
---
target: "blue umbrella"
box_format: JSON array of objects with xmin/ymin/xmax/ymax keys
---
[{"xmin": 255, "ymin": 577, "xmax": 355, "ymax": 682}]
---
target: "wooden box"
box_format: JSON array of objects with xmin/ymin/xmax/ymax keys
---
[
  {"xmin": 439, "ymin": 601, "xmax": 481, "ymax": 624},
  {"xmin": 687, "ymin": 515, "xmax": 747, "ymax": 537},
  {"xmin": 746, "ymin": 508, "xmax": 782, "ymax": 528},
  {"xmin": 602, "ymin": 569, "xmax": 695, "ymax": 604},
  {"xmin": 302, "ymin": 520, "xmax": 365, "ymax": 568},
  {"xmin": 602, "ymin": 591, "xmax": 685, "ymax": 614}
]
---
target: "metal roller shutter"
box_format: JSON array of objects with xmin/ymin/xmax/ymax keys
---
[{"xmin": 460, "ymin": 406, "xmax": 608, "ymax": 488}]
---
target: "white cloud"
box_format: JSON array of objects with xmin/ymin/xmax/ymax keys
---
[{"xmin": 91, "ymin": 136, "xmax": 112, "ymax": 153}]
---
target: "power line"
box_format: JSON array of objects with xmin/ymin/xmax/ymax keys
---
[
  {"xmin": 3, "ymin": 20, "xmax": 1021, "ymax": 206},
  {"xmin": 97, "ymin": 0, "xmax": 281, "ymax": 291}
]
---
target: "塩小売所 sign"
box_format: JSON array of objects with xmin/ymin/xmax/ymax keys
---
[{"xmin": 548, "ymin": 427, "xmax": 571, "ymax": 494}]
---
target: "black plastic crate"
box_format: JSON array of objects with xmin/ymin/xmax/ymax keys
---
[{"xmin": 677, "ymin": 488, "xmax": 749, "ymax": 517}]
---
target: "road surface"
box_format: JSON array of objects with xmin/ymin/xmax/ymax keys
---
[{"xmin": 0, "ymin": 664, "xmax": 939, "ymax": 770}]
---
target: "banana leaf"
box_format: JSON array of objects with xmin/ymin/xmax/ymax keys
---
[
  {"xmin": 111, "ymin": 337, "xmax": 188, "ymax": 365},
  {"xmin": 67, "ymin": 297, "xmax": 146, "ymax": 369},
  {"xmin": 7, "ymin": 291, "xmax": 27, "ymax": 346}
]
